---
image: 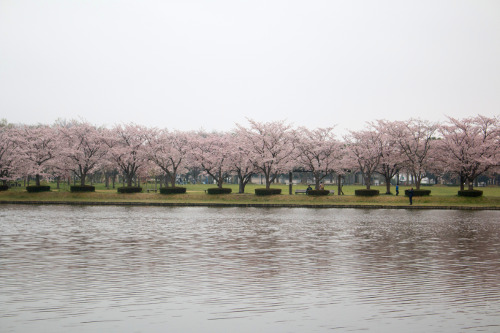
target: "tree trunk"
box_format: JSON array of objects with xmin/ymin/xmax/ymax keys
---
[
  {"xmin": 413, "ymin": 173, "xmax": 421, "ymax": 190},
  {"xmin": 337, "ymin": 174, "xmax": 342, "ymax": 195},
  {"xmin": 170, "ymin": 172, "xmax": 176, "ymax": 188},
  {"xmin": 80, "ymin": 173, "xmax": 86, "ymax": 186},
  {"xmin": 364, "ymin": 174, "xmax": 371, "ymax": 190},
  {"xmin": 35, "ymin": 174, "xmax": 41, "ymax": 186},
  {"xmin": 468, "ymin": 180, "xmax": 474, "ymax": 190},
  {"xmin": 385, "ymin": 178, "xmax": 391, "ymax": 194},
  {"xmin": 314, "ymin": 172, "xmax": 321, "ymax": 190}
]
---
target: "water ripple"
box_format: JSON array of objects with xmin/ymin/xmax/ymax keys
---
[{"xmin": 1, "ymin": 205, "xmax": 499, "ymax": 332}]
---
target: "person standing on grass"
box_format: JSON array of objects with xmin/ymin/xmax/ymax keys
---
[
  {"xmin": 395, "ymin": 185, "xmax": 399, "ymax": 196},
  {"xmin": 408, "ymin": 187, "xmax": 414, "ymax": 205}
]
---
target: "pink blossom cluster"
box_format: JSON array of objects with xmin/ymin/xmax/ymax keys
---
[{"xmin": 0, "ymin": 116, "xmax": 498, "ymax": 191}]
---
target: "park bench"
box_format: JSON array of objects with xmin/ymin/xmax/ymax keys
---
[
  {"xmin": 295, "ymin": 189, "xmax": 334, "ymax": 195},
  {"xmin": 146, "ymin": 189, "xmax": 157, "ymax": 193}
]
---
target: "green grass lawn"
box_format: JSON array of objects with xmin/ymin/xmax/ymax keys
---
[{"xmin": 1, "ymin": 182, "xmax": 499, "ymax": 207}]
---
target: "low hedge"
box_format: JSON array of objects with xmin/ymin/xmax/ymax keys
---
[
  {"xmin": 117, "ymin": 186, "xmax": 142, "ymax": 193},
  {"xmin": 70, "ymin": 185, "xmax": 95, "ymax": 192},
  {"xmin": 159, "ymin": 187, "xmax": 187, "ymax": 194},
  {"xmin": 307, "ymin": 190, "xmax": 330, "ymax": 196},
  {"xmin": 0, "ymin": 185, "xmax": 8, "ymax": 191},
  {"xmin": 26, "ymin": 185, "xmax": 51, "ymax": 193},
  {"xmin": 458, "ymin": 190, "xmax": 483, "ymax": 197},
  {"xmin": 207, "ymin": 188, "xmax": 232, "ymax": 194},
  {"xmin": 405, "ymin": 189, "xmax": 431, "ymax": 196},
  {"xmin": 255, "ymin": 188, "xmax": 282, "ymax": 196},
  {"xmin": 355, "ymin": 189, "xmax": 380, "ymax": 196}
]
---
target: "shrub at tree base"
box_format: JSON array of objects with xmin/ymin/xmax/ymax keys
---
[
  {"xmin": 255, "ymin": 188, "xmax": 282, "ymax": 196},
  {"xmin": 458, "ymin": 190, "xmax": 483, "ymax": 197},
  {"xmin": 0, "ymin": 185, "xmax": 8, "ymax": 191},
  {"xmin": 160, "ymin": 187, "xmax": 187, "ymax": 194},
  {"xmin": 207, "ymin": 188, "xmax": 232, "ymax": 194},
  {"xmin": 70, "ymin": 185, "xmax": 95, "ymax": 192},
  {"xmin": 355, "ymin": 189, "xmax": 380, "ymax": 196},
  {"xmin": 307, "ymin": 190, "xmax": 330, "ymax": 196},
  {"xmin": 117, "ymin": 187, "xmax": 142, "ymax": 193},
  {"xmin": 405, "ymin": 189, "xmax": 431, "ymax": 196},
  {"xmin": 26, "ymin": 186, "xmax": 51, "ymax": 193}
]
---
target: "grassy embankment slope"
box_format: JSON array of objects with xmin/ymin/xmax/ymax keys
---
[{"xmin": 1, "ymin": 183, "xmax": 499, "ymax": 208}]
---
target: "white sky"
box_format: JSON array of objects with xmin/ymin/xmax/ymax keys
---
[{"xmin": 1, "ymin": 0, "xmax": 499, "ymax": 134}]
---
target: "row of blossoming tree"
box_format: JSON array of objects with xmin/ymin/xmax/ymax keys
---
[{"xmin": 0, "ymin": 116, "xmax": 498, "ymax": 194}]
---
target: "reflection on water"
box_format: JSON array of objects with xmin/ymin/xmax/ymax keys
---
[{"xmin": 1, "ymin": 205, "xmax": 499, "ymax": 332}]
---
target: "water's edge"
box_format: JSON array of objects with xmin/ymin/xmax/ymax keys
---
[{"xmin": 1, "ymin": 200, "xmax": 498, "ymax": 210}]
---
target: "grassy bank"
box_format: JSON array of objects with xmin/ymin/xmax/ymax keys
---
[{"xmin": 1, "ymin": 183, "xmax": 499, "ymax": 208}]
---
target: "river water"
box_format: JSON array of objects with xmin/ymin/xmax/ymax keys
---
[{"xmin": 0, "ymin": 205, "xmax": 499, "ymax": 332}]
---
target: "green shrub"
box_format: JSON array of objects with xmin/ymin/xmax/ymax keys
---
[
  {"xmin": 307, "ymin": 190, "xmax": 330, "ymax": 196},
  {"xmin": 458, "ymin": 190, "xmax": 483, "ymax": 197},
  {"xmin": 0, "ymin": 185, "xmax": 8, "ymax": 191},
  {"xmin": 159, "ymin": 187, "xmax": 187, "ymax": 194},
  {"xmin": 355, "ymin": 189, "xmax": 380, "ymax": 196},
  {"xmin": 70, "ymin": 185, "xmax": 95, "ymax": 192},
  {"xmin": 117, "ymin": 186, "xmax": 142, "ymax": 193},
  {"xmin": 405, "ymin": 189, "xmax": 431, "ymax": 196},
  {"xmin": 26, "ymin": 185, "xmax": 51, "ymax": 193},
  {"xmin": 207, "ymin": 188, "xmax": 232, "ymax": 194},
  {"xmin": 255, "ymin": 188, "xmax": 282, "ymax": 196}
]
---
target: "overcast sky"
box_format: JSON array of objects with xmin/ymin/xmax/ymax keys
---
[{"xmin": 1, "ymin": 0, "xmax": 499, "ymax": 134}]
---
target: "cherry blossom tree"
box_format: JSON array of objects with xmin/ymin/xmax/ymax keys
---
[
  {"xmin": 59, "ymin": 121, "xmax": 109, "ymax": 186},
  {"xmin": 370, "ymin": 120, "xmax": 406, "ymax": 194},
  {"xmin": 11, "ymin": 125, "xmax": 59, "ymax": 186},
  {"xmin": 236, "ymin": 119, "xmax": 296, "ymax": 190},
  {"xmin": 389, "ymin": 119, "xmax": 438, "ymax": 190},
  {"xmin": 104, "ymin": 124, "xmax": 149, "ymax": 188},
  {"xmin": 295, "ymin": 127, "xmax": 343, "ymax": 190},
  {"xmin": 228, "ymin": 129, "xmax": 256, "ymax": 193},
  {"xmin": 438, "ymin": 115, "xmax": 500, "ymax": 190},
  {"xmin": 145, "ymin": 129, "xmax": 191, "ymax": 188},
  {"xmin": 344, "ymin": 128, "xmax": 382, "ymax": 190},
  {"xmin": 0, "ymin": 123, "xmax": 16, "ymax": 185},
  {"xmin": 190, "ymin": 131, "xmax": 232, "ymax": 189}
]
